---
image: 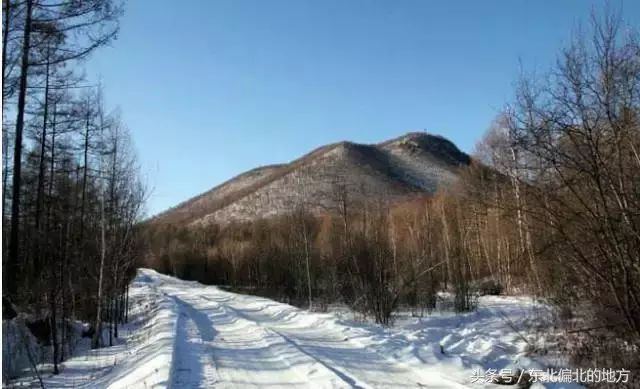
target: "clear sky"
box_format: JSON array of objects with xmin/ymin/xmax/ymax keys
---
[{"xmin": 85, "ymin": 0, "xmax": 639, "ymax": 217}]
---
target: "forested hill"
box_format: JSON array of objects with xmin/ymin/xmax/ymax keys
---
[{"xmin": 151, "ymin": 131, "xmax": 471, "ymax": 226}]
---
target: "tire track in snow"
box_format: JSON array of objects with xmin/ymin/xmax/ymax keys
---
[
  {"xmin": 213, "ymin": 299, "xmax": 367, "ymax": 389},
  {"xmin": 160, "ymin": 280, "xmax": 471, "ymax": 388},
  {"xmin": 170, "ymin": 296, "xmax": 219, "ymax": 389},
  {"xmin": 209, "ymin": 294, "xmax": 472, "ymax": 389},
  {"xmin": 159, "ymin": 287, "xmax": 312, "ymax": 388},
  {"xmin": 174, "ymin": 292, "xmax": 358, "ymax": 388},
  {"xmin": 206, "ymin": 294, "xmax": 433, "ymax": 388}
]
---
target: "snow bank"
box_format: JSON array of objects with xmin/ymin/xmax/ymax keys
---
[
  {"xmin": 101, "ymin": 273, "xmax": 179, "ymax": 389},
  {"xmin": 2, "ymin": 315, "xmax": 46, "ymax": 382},
  {"xmin": 3, "ymin": 269, "xmax": 179, "ymax": 389},
  {"xmin": 329, "ymin": 295, "xmax": 584, "ymax": 388}
]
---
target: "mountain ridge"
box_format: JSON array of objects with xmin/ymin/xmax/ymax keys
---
[{"xmin": 151, "ymin": 131, "xmax": 470, "ymax": 226}]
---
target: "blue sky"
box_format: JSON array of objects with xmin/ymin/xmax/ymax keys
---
[{"xmin": 86, "ymin": 0, "xmax": 639, "ymax": 216}]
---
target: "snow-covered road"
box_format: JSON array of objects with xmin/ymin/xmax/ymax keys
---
[
  {"xmin": 9, "ymin": 269, "xmax": 582, "ymax": 388},
  {"xmin": 158, "ymin": 273, "xmax": 468, "ymax": 388}
]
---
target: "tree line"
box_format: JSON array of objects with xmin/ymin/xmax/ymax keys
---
[
  {"xmin": 147, "ymin": 11, "xmax": 639, "ymax": 385},
  {"xmin": 2, "ymin": 0, "xmax": 146, "ymax": 378}
]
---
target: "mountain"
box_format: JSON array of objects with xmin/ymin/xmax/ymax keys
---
[{"xmin": 151, "ymin": 132, "xmax": 471, "ymax": 226}]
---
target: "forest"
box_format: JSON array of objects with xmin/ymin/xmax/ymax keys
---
[{"xmin": 2, "ymin": 0, "xmax": 146, "ymax": 378}]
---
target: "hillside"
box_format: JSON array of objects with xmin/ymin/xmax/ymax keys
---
[{"xmin": 151, "ymin": 132, "xmax": 471, "ymax": 226}]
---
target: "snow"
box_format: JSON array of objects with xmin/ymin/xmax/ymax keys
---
[
  {"xmin": 5, "ymin": 269, "xmax": 583, "ymax": 388},
  {"xmin": 4, "ymin": 273, "xmax": 178, "ymax": 389},
  {"xmin": 3, "ymin": 316, "xmax": 43, "ymax": 382}
]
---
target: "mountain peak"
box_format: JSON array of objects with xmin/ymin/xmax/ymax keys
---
[
  {"xmin": 380, "ymin": 131, "xmax": 470, "ymax": 167},
  {"xmin": 152, "ymin": 132, "xmax": 470, "ymax": 226}
]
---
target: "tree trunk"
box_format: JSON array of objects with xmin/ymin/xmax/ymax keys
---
[
  {"xmin": 441, "ymin": 201, "xmax": 452, "ymax": 290},
  {"xmin": 124, "ymin": 282, "xmax": 129, "ymax": 323},
  {"xmin": 2, "ymin": 0, "xmax": 11, "ymax": 104},
  {"xmin": 33, "ymin": 46, "xmax": 51, "ymax": 281},
  {"xmin": 79, "ymin": 104, "xmax": 91, "ymax": 241},
  {"xmin": 2, "ymin": 0, "xmax": 12, "ymax": 222},
  {"xmin": 7, "ymin": 0, "xmax": 33, "ymax": 297},
  {"xmin": 108, "ymin": 294, "xmax": 114, "ymax": 347},
  {"xmin": 2, "ymin": 130, "xmax": 10, "ymax": 224},
  {"xmin": 35, "ymin": 46, "xmax": 51, "ymax": 233},
  {"xmin": 509, "ymin": 146, "xmax": 541, "ymax": 294},
  {"xmin": 50, "ymin": 278, "xmax": 59, "ymax": 374},
  {"xmin": 303, "ymin": 220, "xmax": 312, "ymax": 310},
  {"xmin": 92, "ymin": 95, "xmax": 107, "ymax": 349},
  {"xmin": 92, "ymin": 195, "xmax": 106, "ymax": 348},
  {"xmin": 114, "ymin": 292, "xmax": 119, "ymax": 338}
]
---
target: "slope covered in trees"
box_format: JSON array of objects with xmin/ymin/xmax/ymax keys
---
[{"xmin": 149, "ymin": 132, "xmax": 471, "ymax": 226}]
